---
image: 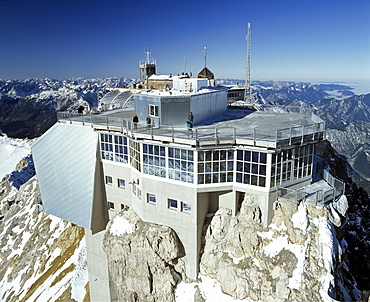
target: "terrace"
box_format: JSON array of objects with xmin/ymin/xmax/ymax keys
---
[{"xmin": 57, "ymin": 108, "xmax": 325, "ymax": 149}]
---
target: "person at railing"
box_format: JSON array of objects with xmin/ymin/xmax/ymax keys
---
[
  {"xmin": 77, "ymin": 105, "xmax": 85, "ymax": 114},
  {"xmin": 188, "ymin": 112, "xmax": 194, "ymax": 126},
  {"xmin": 146, "ymin": 115, "xmax": 151, "ymax": 130},
  {"xmin": 133, "ymin": 114, "xmax": 139, "ymax": 129},
  {"xmin": 187, "ymin": 120, "xmax": 193, "ymax": 137}
]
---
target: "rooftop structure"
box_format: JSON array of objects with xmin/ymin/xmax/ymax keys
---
[{"xmin": 139, "ymin": 48, "xmax": 156, "ymax": 86}]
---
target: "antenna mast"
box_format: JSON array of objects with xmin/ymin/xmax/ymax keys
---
[
  {"xmin": 204, "ymin": 45, "xmax": 207, "ymax": 67},
  {"xmin": 244, "ymin": 23, "xmax": 252, "ymax": 105}
]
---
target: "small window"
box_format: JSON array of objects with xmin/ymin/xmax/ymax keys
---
[
  {"xmin": 147, "ymin": 193, "xmax": 156, "ymax": 204},
  {"xmin": 149, "ymin": 104, "xmax": 159, "ymax": 117},
  {"xmin": 182, "ymin": 201, "xmax": 191, "ymax": 213},
  {"xmin": 105, "ymin": 175, "xmax": 113, "ymax": 185},
  {"xmin": 168, "ymin": 198, "xmax": 178, "ymax": 209},
  {"xmin": 108, "ymin": 201, "xmax": 114, "ymax": 209},
  {"xmin": 118, "ymin": 178, "xmax": 126, "ymax": 188}
]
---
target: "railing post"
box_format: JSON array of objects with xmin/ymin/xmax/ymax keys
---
[
  {"xmin": 289, "ymin": 127, "xmax": 292, "ymax": 145},
  {"xmin": 301, "ymin": 125, "xmax": 304, "ymax": 143},
  {"xmin": 215, "ymin": 128, "xmax": 218, "ymax": 140},
  {"xmin": 275, "ymin": 129, "xmax": 278, "ymax": 142},
  {"xmin": 106, "ymin": 116, "xmax": 109, "ymax": 130},
  {"xmin": 253, "ymin": 128, "xmax": 256, "ymax": 145},
  {"xmin": 233, "ymin": 127, "xmax": 236, "ymax": 140}
]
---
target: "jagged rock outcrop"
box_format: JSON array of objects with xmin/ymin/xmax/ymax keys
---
[
  {"xmin": 199, "ymin": 193, "xmax": 356, "ymax": 302},
  {"xmin": 0, "ymin": 163, "xmax": 89, "ymax": 301},
  {"xmin": 103, "ymin": 210, "xmax": 185, "ymax": 302}
]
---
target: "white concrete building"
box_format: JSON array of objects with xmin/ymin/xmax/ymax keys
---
[{"xmin": 32, "ymin": 83, "xmax": 342, "ymax": 301}]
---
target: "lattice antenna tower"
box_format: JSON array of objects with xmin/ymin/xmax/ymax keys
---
[
  {"xmin": 143, "ymin": 47, "xmax": 155, "ymax": 64},
  {"xmin": 244, "ymin": 23, "xmax": 252, "ymax": 104}
]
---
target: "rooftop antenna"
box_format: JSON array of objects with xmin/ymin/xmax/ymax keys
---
[
  {"xmin": 244, "ymin": 23, "xmax": 252, "ymax": 106},
  {"xmin": 204, "ymin": 45, "xmax": 207, "ymax": 67},
  {"xmin": 184, "ymin": 55, "xmax": 186, "ymax": 73},
  {"xmin": 143, "ymin": 47, "xmax": 155, "ymax": 64}
]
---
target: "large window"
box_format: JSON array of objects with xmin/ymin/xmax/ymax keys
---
[
  {"xmin": 236, "ymin": 150, "xmax": 267, "ymax": 187},
  {"xmin": 114, "ymin": 135, "xmax": 128, "ymax": 163},
  {"xmin": 271, "ymin": 144, "xmax": 313, "ymax": 187},
  {"xmin": 100, "ymin": 133, "xmax": 128, "ymax": 163},
  {"xmin": 198, "ymin": 150, "xmax": 234, "ymax": 184},
  {"xmin": 168, "ymin": 147, "xmax": 194, "ymax": 183},
  {"xmin": 143, "ymin": 144, "xmax": 166, "ymax": 178},
  {"xmin": 101, "ymin": 134, "xmax": 113, "ymax": 161},
  {"xmin": 129, "ymin": 139, "xmax": 141, "ymax": 172}
]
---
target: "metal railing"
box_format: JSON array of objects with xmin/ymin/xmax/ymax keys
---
[
  {"xmin": 277, "ymin": 170, "xmax": 345, "ymax": 206},
  {"xmin": 57, "ymin": 111, "xmax": 325, "ymax": 146}
]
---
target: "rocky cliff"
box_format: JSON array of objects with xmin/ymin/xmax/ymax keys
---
[
  {"xmin": 0, "ymin": 153, "xmax": 89, "ymax": 301},
  {"xmin": 102, "ymin": 191, "xmax": 358, "ymax": 302},
  {"xmin": 200, "ymin": 193, "xmax": 354, "ymax": 301}
]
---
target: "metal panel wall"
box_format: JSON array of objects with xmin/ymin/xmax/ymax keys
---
[
  {"xmin": 161, "ymin": 96, "xmax": 191, "ymax": 126},
  {"xmin": 133, "ymin": 94, "xmax": 161, "ymax": 125},
  {"xmin": 32, "ymin": 123, "xmax": 99, "ymax": 230},
  {"xmin": 190, "ymin": 90, "xmax": 227, "ymax": 123}
]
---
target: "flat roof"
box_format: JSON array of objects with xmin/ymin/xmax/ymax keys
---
[
  {"xmin": 58, "ymin": 108, "xmax": 324, "ymax": 149},
  {"xmin": 139, "ymin": 86, "xmax": 227, "ymax": 97}
]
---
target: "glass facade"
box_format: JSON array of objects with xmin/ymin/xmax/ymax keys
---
[
  {"xmin": 129, "ymin": 140, "xmax": 141, "ymax": 172},
  {"xmin": 271, "ymin": 144, "xmax": 313, "ymax": 188},
  {"xmin": 99, "ymin": 132, "xmax": 314, "ymax": 189},
  {"xmin": 100, "ymin": 133, "xmax": 128, "ymax": 163},
  {"xmin": 236, "ymin": 150, "xmax": 267, "ymax": 187},
  {"xmin": 100, "ymin": 133, "xmax": 113, "ymax": 161},
  {"xmin": 143, "ymin": 144, "xmax": 166, "ymax": 178},
  {"xmin": 114, "ymin": 135, "xmax": 128, "ymax": 163},
  {"xmin": 168, "ymin": 147, "xmax": 194, "ymax": 183},
  {"xmin": 198, "ymin": 150, "xmax": 234, "ymax": 184}
]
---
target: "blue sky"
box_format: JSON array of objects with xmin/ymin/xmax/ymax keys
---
[{"xmin": 0, "ymin": 0, "xmax": 369, "ymax": 83}]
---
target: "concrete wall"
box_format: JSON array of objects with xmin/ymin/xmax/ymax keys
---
[
  {"xmin": 85, "ymin": 230, "xmax": 116, "ymax": 302},
  {"xmin": 101, "ymin": 159, "xmax": 201, "ymax": 279}
]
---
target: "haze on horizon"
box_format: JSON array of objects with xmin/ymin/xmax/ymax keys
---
[{"xmin": 0, "ymin": 0, "xmax": 369, "ymax": 83}]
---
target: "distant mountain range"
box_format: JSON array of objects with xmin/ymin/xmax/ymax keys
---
[
  {"xmin": 0, "ymin": 77, "xmax": 369, "ymax": 192},
  {"xmin": 0, "ymin": 77, "xmax": 136, "ymax": 138}
]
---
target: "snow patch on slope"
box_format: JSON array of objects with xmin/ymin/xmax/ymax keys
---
[{"xmin": 0, "ymin": 135, "xmax": 31, "ymax": 180}]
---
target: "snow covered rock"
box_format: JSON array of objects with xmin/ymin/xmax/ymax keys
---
[
  {"xmin": 0, "ymin": 157, "xmax": 89, "ymax": 301},
  {"xmin": 103, "ymin": 210, "xmax": 184, "ymax": 302},
  {"xmin": 199, "ymin": 193, "xmax": 356, "ymax": 302}
]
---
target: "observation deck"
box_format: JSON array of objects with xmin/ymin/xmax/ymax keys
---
[{"xmin": 57, "ymin": 108, "xmax": 325, "ymax": 150}]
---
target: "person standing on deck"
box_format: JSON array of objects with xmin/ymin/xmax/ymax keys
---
[
  {"xmin": 188, "ymin": 112, "xmax": 194, "ymax": 126},
  {"xmin": 133, "ymin": 114, "xmax": 139, "ymax": 129},
  {"xmin": 146, "ymin": 115, "xmax": 151, "ymax": 130}
]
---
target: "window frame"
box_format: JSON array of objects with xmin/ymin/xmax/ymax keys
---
[
  {"xmin": 168, "ymin": 198, "xmax": 178, "ymax": 210},
  {"xmin": 117, "ymin": 178, "xmax": 126, "ymax": 189},
  {"xmin": 147, "ymin": 193, "xmax": 157, "ymax": 204},
  {"xmin": 105, "ymin": 175, "xmax": 113, "ymax": 185},
  {"xmin": 181, "ymin": 201, "xmax": 191, "ymax": 213},
  {"xmin": 149, "ymin": 104, "xmax": 159, "ymax": 117}
]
